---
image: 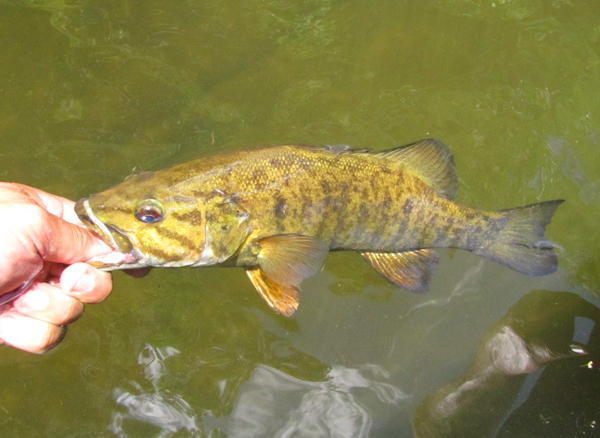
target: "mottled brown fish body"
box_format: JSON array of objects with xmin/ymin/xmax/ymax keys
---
[
  {"xmin": 215, "ymin": 148, "xmax": 493, "ymax": 258},
  {"xmin": 119, "ymin": 145, "xmax": 490, "ymax": 255},
  {"xmin": 76, "ymin": 140, "xmax": 563, "ymax": 316}
]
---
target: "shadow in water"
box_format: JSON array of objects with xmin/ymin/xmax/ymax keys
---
[{"xmin": 413, "ymin": 290, "xmax": 600, "ymax": 438}]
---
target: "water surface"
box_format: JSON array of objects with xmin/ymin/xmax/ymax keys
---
[{"xmin": 1, "ymin": 0, "xmax": 599, "ymax": 436}]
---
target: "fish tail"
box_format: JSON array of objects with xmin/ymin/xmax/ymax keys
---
[{"xmin": 472, "ymin": 200, "xmax": 564, "ymax": 276}]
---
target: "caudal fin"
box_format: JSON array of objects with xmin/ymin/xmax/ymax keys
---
[{"xmin": 472, "ymin": 200, "xmax": 564, "ymax": 276}]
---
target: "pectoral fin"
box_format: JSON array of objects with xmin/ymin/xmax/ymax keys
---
[
  {"xmin": 361, "ymin": 249, "xmax": 439, "ymax": 292},
  {"xmin": 254, "ymin": 234, "xmax": 329, "ymax": 286},
  {"xmin": 246, "ymin": 268, "xmax": 300, "ymax": 317}
]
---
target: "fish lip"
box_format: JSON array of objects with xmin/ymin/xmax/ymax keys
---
[
  {"xmin": 74, "ymin": 198, "xmax": 95, "ymax": 229},
  {"xmin": 75, "ymin": 198, "xmax": 115, "ymax": 246},
  {"xmin": 75, "ymin": 198, "xmax": 143, "ymax": 269}
]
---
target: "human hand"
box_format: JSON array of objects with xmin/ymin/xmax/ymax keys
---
[{"xmin": 0, "ymin": 183, "xmax": 113, "ymax": 353}]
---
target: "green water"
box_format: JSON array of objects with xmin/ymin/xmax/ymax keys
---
[{"xmin": 1, "ymin": 0, "xmax": 600, "ymax": 436}]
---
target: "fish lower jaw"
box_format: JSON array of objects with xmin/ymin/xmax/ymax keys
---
[
  {"xmin": 86, "ymin": 251, "xmax": 147, "ymax": 271},
  {"xmin": 86, "ymin": 251, "xmax": 203, "ymax": 270}
]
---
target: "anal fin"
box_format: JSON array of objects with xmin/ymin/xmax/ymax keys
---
[
  {"xmin": 361, "ymin": 249, "xmax": 439, "ymax": 292},
  {"xmin": 246, "ymin": 268, "xmax": 300, "ymax": 317}
]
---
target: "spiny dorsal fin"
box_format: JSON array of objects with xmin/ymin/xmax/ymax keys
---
[
  {"xmin": 246, "ymin": 268, "xmax": 300, "ymax": 317},
  {"xmin": 255, "ymin": 234, "xmax": 329, "ymax": 286},
  {"xmin": 361, "ymin": 249, "xmax": 439, "ymax": 292},
  {"xmin": 322, "ymin": 144, "xmax": 371, "ymax": 156},
  {"xmin": 304, "ymin": 144, "xmax": 371, "ymax": 156},
  {"xmin": 373, "ymin": 139, "xmax": 458, "ymax": 200}
]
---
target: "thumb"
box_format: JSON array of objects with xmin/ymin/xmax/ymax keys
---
[{"xmin": 36, "ymin": 210, "xmax": 113, "ymax": 265}]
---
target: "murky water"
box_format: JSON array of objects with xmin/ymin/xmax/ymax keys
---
[{"xmin": 1, "ymin": 0, "xmax": 600, "ymax": 436}]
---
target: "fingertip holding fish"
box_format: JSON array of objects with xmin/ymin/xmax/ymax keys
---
[{"xmin": 60, "ymin": 263, "xmax": 96, "ymax": 296}]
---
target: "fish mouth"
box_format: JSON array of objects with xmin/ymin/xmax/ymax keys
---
[{"xmin": 75, "ymin": 198, "xmax": 144, "ymax": 270}]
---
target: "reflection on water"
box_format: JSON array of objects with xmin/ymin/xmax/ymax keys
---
[
  {"xmin": 108, "ymin": 343, "xmax": 408, "ymax": 437},
  {"xmin": 111, "ymin": 387, "xmax": 200, "ymax": 438},
  {"xmin": 407, "ymin": 259, "xmax": 485, "ymax": 314},
  {"xmin": 413, "ymin": 290, "xmax": 600, "ymax": 438},
  {"xmin": 546, "ymin": 136, "xmax": 598, "ymax": 205},
  {"xmin": 107, "ymin": 295, "xmax": 600, "ymax": 438},
  {"xmin": 110, "ymin": 344, "xmax": 201, "ymax": 438},
  {"xmin": 528, "ymin": 135, "xmax": 599, "ymax": 206},
  {"xmin": 225, "ymin": 364, "xmax": 408, "ymax": 438}
]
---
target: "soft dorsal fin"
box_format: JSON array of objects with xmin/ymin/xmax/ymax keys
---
[{"xmin": 373, "ymin": 139, "xmax": 458, "ymax": 200}]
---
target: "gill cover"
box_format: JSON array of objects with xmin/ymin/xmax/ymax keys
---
[{"xmin": 196, "ymin": 195, "xmax": 251, "ymax": 265}]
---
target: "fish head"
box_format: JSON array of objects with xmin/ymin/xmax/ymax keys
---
[{"xmin": 75, "ymin": 170, "xmax": 251, "ymax": 270}]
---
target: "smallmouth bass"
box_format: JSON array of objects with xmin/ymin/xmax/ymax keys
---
[{"xmin": 75, "ymin": 140, "xmax": 563, "ymax": 316}]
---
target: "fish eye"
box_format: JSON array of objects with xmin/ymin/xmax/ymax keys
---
[{"xmin": 134, "ymin": 199, "xmax": 164, "ymax": 224}]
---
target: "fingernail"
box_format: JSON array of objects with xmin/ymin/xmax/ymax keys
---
[
  {"xmin": 73, "ymin": 272, "xmax": 94, "ymax": 293},
  {"xmin": 24, "ymin": 290, "xmax": 50, "ymax": 311}
]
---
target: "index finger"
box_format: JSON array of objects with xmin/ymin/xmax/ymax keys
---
[
  {"xmin": 0, "ymin": 184, "xmax": 113, "ymax": 265},
  {"xmin": 8, "ymin": 183, "xmax": 85, "ymax": 226}
]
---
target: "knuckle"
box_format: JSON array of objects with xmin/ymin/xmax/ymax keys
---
[
  {"xmin": 60, "ymin": 298, "xmax": 84, "ymax": 324},
  {"xmin": 1, "ymin": 315, "xmax": 63, "ymax": 354},
  {"xmin": 29, "ymin": 323, "xmax": 59, "ymax": 353}
]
